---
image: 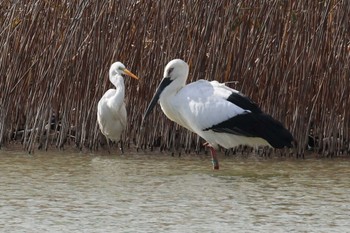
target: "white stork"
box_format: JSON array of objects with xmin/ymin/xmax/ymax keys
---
[
  {"xmin": 143, "ymin": 59, "xmax": 294, "ymax": 169},
  {"xmin": 97, "ymin": 62, "xmax": 139, "ymax": 152}
]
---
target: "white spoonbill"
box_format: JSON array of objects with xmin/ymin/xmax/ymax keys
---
[
  {"xmin": 143, "ymin": 59, "xmax": 294, "ymax": 169},
  {"xmin": 97, "ymin": 62, "xmax": 139, "ymax": 152}
]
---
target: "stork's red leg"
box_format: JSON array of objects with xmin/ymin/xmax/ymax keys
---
[{"xmin": 204, "ymin": 142, "xmax": 219, "ymax": 170}]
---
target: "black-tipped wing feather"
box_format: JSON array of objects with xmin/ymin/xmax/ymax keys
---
[
  {"xmin": 226, "ymin": 92, "xmax": 262, "ymax": 114},
  {"xmin": 205, "ymin": 112, "xmax": 294, "ymax": 149}
]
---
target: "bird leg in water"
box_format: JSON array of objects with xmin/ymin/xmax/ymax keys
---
[
  {"xmin": 119, "ymin": 140, "xmax": 124, "ymax": 154},
  {"xmin": 203, "ymin": 142, "xmax": 219, "ymax": 170},
  {"xmin": 105, "ymin": 137, "xmax": 111, "ymax": 154}
]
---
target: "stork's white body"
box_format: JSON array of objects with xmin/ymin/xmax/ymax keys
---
[{"xmin": 158, "ymin": 79, "xmax": 270, "ymax": 149}]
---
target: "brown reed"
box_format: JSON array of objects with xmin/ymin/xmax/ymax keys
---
[{"xmin": 0, "ymin": 0, "xmax": 349, "ymax": 156}]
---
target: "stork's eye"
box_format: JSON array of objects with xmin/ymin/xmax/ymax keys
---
[{"xmin": 168, "ymin": 67, "xmax": 174, "ymax": 75}]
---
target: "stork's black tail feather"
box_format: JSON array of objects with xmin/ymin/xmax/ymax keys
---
[
  {"xmin": 206, "ymin": 112, "xmax": 294, "ymax": 149},
  {"xmin": 254, "ymin": 113, "xmax": 294, "ymax": 148}
]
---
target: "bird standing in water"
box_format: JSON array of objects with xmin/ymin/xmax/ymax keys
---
[
  {"xmin": 143, "ymin": 59, "xmax": 294, "ymax": 169},
  {"xmin": 97, "ymin": 62, "xmax": 139, "ymax": 153}
]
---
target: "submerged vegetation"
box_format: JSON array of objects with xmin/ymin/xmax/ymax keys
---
[{"xmin": 0, "ymin": 1, "xmax": 349, "ymax": 156}]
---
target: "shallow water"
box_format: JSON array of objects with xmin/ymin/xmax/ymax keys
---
[{"xmin": 0, "ymin": 149, "xmax": 349, "ymax": 232}]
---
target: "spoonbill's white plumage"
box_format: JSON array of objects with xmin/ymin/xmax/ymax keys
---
[
  {"xmin": 97, "ymin": 62, "xmax": 139, "ymax": 152},
  {"xmin": 143, "ymin": 59, "xmax": 294, "ymax": 169}
]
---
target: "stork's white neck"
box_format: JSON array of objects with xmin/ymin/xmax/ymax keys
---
[
  {"xmin": 159, "ymin": 77, "xmax": 188, "ymax": 129},
  {"xmin": 161, "ymin": 78, "xmax": 185, "ymax": 99}
]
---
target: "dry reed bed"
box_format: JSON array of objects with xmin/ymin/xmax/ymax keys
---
[{"xmin": 0, "ymin": 1, "xmax": 349, "ymax": 156}]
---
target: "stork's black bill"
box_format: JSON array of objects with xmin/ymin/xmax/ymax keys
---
[{"xmin": 143, "ymin": 77, "xmax": 173, "ymax": 121}]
